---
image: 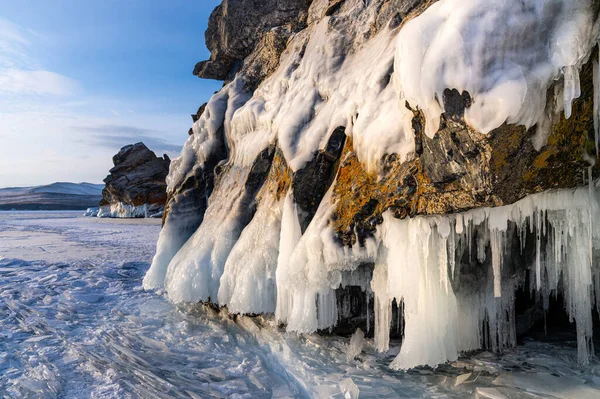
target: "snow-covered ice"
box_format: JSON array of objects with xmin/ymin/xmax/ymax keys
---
[{"xmin": 2, "ymin": 211, "xmax": 600, "ymax": 398}]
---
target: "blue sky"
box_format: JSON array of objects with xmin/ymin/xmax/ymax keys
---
[{"xmin": 0, "ymin": 0, "xmax": 222, "ymax": 187}]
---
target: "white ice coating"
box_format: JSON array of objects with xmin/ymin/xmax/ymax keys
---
[
  {"xmin": 143, "ymin": 77, "xmax": 253, "ymax": 291},
  {"xmin": 163, "ymin": 166, "xmax": 254, "ymax": 303},
  {"xmin": 144, "ymin": 0, "xmax": 600, "ymax": 370},
  {"xmin": 274, "ymin": 188, "xmax": 379, "ymax": 333},
  {"xmin": 395, "ymin": 0, "xmax": 596, "ymax": 143},
  {"xmin": 217, "ymin": 191, "xmax": 283, "ymax": 314}
]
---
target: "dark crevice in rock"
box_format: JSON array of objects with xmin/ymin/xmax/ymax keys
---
[
  {"xmin": 324, "ymin": 0, "xmax": 345, "ymax": 17},
  {"xmin": 228, "ymin": 144, "xmax": 278, "ymax": 233},
  {"xmin": 292, "ymin": 127, "xmax": 347, "ymax": 232},
  {"xmin": 161, "ymin": 124, "xmax": 228, "ymax": 232}
]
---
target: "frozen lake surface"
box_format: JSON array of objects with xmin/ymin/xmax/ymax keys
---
[{"xmin": 1, "ymin": 212, "xmax": 600, "ymax": 398}]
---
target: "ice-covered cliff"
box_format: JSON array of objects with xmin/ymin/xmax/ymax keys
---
[
  {"xmin": 144, "ymin": 0, "xmax": 600, "ymax": 369},
  {"xmin": 98, "ymin": 143, "xmax": 170, "ymax": 218}
]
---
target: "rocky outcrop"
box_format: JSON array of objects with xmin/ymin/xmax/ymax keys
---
[
  {"xmin": 193, "ymin": 0, "xmax": 311, "ymax": 88},
  {"xmin": 147, "ymin": 0, "xmax": 600, "ymax": 370},
  {"xmin": 99, "ymin": 143, "xmax": 170, "ymax": 218}
]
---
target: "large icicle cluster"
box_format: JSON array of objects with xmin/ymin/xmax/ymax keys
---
[
  {"xmin": 376, "ymin": 183, "xmax": 600, "ymax": 368},
  {"xmin": 144, "ymin": 0, "xmax": 600, "ymax": 369}
]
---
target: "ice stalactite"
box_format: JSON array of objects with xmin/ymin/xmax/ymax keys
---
[
  {"xmin": 371, "ymin": 263, "xmax": 391, "ymax": 353},
  {"xmin": 380, "ymin": 217, "xmax": 460, "ymax": 369},
  {"xmin": 564, "ymin": 65, "xmax": 582, "ymax": 120}
]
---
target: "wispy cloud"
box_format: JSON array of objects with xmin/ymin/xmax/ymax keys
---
[
  {"xmin": 0, "ymin": 69, "xmax": 79, "ymax": 95},
  {"xmin": 72, "ymin": 124, "xmax": 182, "ymax": 154},
  {"xmin": 0, "ymin": 18, "xmax": 78, "ymax": 96},
  {"xmin": 0, "ymin": 18, "xmax": 29, "ymax": 68}
]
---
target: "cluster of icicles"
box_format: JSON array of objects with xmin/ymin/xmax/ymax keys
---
[
  {"xmin": 268, "ymin": 181, "xmax": 600, "ymax": 369},
  {"xmin": 371, "ymin": 181, "xmax": 600, "ymax": 368}
]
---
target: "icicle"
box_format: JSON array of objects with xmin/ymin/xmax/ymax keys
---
[
  {"xmin": 467, "ymin": 216, "xmax": 473, "ymax": 260},
  {"xmin": 275, "ymin": 192, "xmax": 303, "ymax": 324},
  {"xmin": 563, "ymin": 65, "xmax": 581, "ymax": 119},
  {"xmin": 371, "ymin": 264, "xmax": 391, "ymax": 353},
  {"xmin": 449, "ymin": 230, "xmax": 456, "ymax": 278},
  {"xmin": 491, "ymin": 230, "xmax": 503, "ymax": 298},
  {"xmin": 377, "ymin": 183, "xmax": 600, "ymax": 369},
  {"xmin": 366, "ymin": 293, "xmax": 370, "ymax": 334},
  {"xmin": 437, "ymin": 219, "xmax": 451, "ymax": 294},
  {"xmin": 317, "ymin": 289, "xmax": 338, "ymax": 330},
  {"xmin": 595, "ymin": 267, "xmax": 600, "ymax": 318},
  {"xmin": 589, "ymin": 167, "xmax": 594, "ymax": 268}
]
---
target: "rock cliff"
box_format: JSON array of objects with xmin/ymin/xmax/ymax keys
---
[
  {"xmin": 99, "ymin": 142, "xmax": 170, "ymax": 218},
  {"xmin": 144, "ymin": 0, "xmax": 600, "ymax": 369}
]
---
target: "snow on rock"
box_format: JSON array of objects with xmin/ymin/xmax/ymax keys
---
[{"xmin": 145, "ymin": 0, "xmax": 600, "ymax": 371}]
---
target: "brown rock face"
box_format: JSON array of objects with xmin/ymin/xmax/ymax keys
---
[
  {"xmin": 100, "ymin": 142, "xmax": 170, "ymax": 211},
  {"xmin": 330, "ymin": 49, "xmax": 597, "ymax": 246}
]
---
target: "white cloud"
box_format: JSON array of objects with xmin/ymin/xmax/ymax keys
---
[{"xmin": 0, "ymin": 69, "xmax": 79, "ymax": 96}]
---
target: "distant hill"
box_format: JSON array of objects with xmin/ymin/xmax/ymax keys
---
[{"xmin": 0, "ymin": 182, "xmax": 104, "ymax": 210}]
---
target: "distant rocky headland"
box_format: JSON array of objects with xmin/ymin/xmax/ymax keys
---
[{"xmin": 95, "ymin": 142, "xmax": 170, "ymax": 218}]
